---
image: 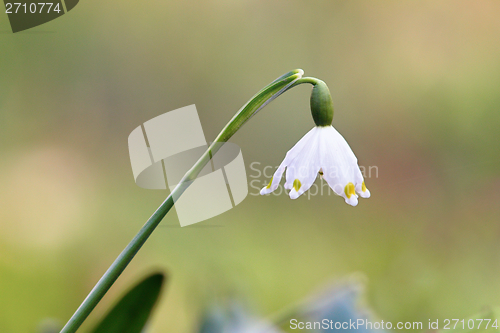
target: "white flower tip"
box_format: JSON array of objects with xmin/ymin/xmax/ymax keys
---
[
  {"xmin": 356, "ymin": 181, "xmax": 371, "ymax": 199},
  {"xmin": 260, "ymin": 177, "xmax": 276, "ymax": 195},
  {"xmin": 359, "ymin": 189, "xmax": 370, "ymax": 198},
  {"xmin": 260, "ymin": 187, "xmax": 271, "ymax": 195},
  {"xmin": 289, "ymin": 190, "xmax": 300, "ymax": 200},
  {"xmin": 288, "ymin": 178, "xmax": 304, "ymax": 199},
  {"xmin": 343, "ymin": 182, "xmax": 359, "ymax": 206},
  {"xmin": 345, "ymin": 195, "xmax": 359, "ymax": 206}
]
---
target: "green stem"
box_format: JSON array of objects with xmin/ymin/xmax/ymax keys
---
[
  {"xmin": 291, "ymin": 77, "xmax": 322, "ymax": 86},
  {"xmin": 59, "ymin": 69, "xmax": 304, "ymax": 333}
]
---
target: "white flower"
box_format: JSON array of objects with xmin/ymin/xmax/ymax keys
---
[{"xmin": 260, "ymin": 126, "xmax": 370, "ymax": 206}]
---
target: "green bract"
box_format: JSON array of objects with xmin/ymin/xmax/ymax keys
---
[{"xmin": 310, "ymin": 80, "xmax": 334, "ymax": 126}]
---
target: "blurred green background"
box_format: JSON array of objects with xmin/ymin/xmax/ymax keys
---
[{"xmin": 1, "ymin": 1, "xmax": 500, "ymax": 332}]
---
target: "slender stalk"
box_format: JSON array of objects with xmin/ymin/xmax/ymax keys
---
[
  {"xmin": 59, "ymin": 69, "xmax": 306, "ymax": 333},
  {"xmin": 291, "ymin": 77, "xmax": 322, "ymax": 86},
  {"xmin": 59, "ymin": 195, "xmax": 174, "ymax": 332}
]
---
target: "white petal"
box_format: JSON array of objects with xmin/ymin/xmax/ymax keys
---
[
  {"xmin": 318, "ymin": 126, "xmax": 367, "ymax": 204},
  {"xmin": 260, "ymin": 186, "xmax": 274, "ymax": 195},
  {"xmin": 360, "ymin": 188, "xmax": 371, "ymax": 198},
  {"xmin": 355, "ymin": 182, "xmax": 371, "ymax": 198},
  {"xmin": 260, "ymin": 163, "xmax": 285, "ymax": 195},
  {"xmin": 283, "ymin": 128, "xmax": 319, "ymax": 190},
  {"xmin": 345, "ymin": 194, "xmax": 359, "ymax": 206},
  {"xmin": 285, "ymin": 129, "xmax": 322, "ymax": 199},
  {"xmin": 288, "ymin": 163, "xmax": 320, "ymax": 199},
  {"xmin": 260, "ymin": 127, "xmax": 319, "ymax": 195}
]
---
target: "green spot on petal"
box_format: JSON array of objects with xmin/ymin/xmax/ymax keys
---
[
  {"xmin": 266, "ymin": 177, "xmax": 273, "ymax": 189},
  {"xmin": 344, "ymin": 182, "xmax": 355, "ymax": 198},
  {"xmin": 293, "ymin": 179, "xmax": 302, "ymax": 192}
]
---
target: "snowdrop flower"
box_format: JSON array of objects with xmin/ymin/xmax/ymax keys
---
[{"xmin": 260, "ymin": 79, "xmax": 370, "ymax": 206}]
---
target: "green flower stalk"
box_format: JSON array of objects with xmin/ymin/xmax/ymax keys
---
[{"xmin": 60, "ymin": 69, "xmax": 370, "ymax": 332}]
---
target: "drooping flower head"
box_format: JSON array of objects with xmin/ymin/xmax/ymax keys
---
[{"xmin": 260, "ymin": 78, "xmax": 370, "ymax": 206}]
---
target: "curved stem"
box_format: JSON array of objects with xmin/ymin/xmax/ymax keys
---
[
  {"xmin": 59, "ymin": 69, "xmax": 304, "ymax": 333},
  {"xmin": 291, "ymin": 77, "xmax": 322, "ymax": 87}
]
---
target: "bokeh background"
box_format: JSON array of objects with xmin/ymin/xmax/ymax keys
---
[{"xmin": 1, "ymin": 1, "xmax": 500, "ymax": 332}]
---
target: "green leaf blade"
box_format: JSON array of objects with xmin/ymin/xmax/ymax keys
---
[{"xmin": 91, "ymin": 272, "xmax": 166, "ymax": 333}]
